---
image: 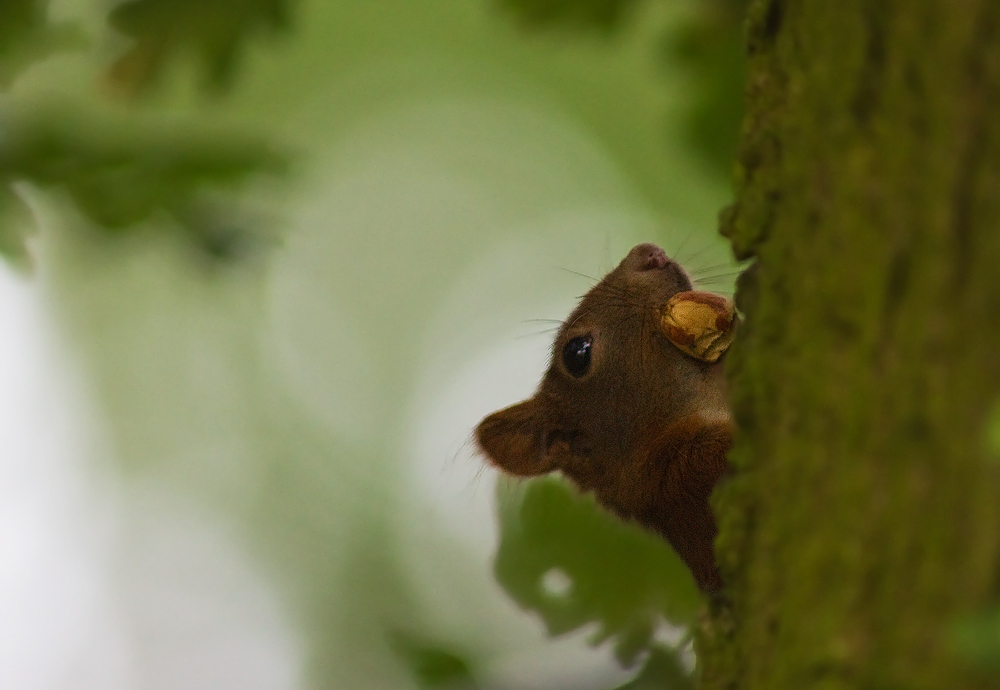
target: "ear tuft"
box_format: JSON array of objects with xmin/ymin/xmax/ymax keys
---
[{"xmin": 475, "ymin": 398, "xmax": 553, "ymax": 477}]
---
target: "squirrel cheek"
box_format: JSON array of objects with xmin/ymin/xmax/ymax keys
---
[{"xmin": 660, "ymin": 291, "xmax": 736, "ymax": 363}]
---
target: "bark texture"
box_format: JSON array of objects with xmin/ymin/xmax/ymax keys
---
[{"xmin": 702, "ymin": 1, "xmax": 1000, "ymax": 688}]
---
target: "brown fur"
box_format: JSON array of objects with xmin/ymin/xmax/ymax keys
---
[{"xmin": 476, "ymin": 243, "xmax": 731, "ymax": 591}]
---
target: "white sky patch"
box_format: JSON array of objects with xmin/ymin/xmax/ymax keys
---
[
  {"xmin": 0, "ymin": 265, "xmax": 124, "ymax": 690},
  {"xmin": 0, "ymin": 265, "xmax": 303, "ymax": 690}
]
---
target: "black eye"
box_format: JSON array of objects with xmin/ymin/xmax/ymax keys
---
[{"xmin": 562, "ymin": 335, "xmax": 593, "ymax": 378}]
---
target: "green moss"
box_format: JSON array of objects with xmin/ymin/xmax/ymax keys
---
[{"xmin": 704, "ymin": 1, "xmax": 1000, "ymax": 688}]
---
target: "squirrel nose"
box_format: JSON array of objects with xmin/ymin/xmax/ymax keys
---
[{"xmin": 632, "ymin": 243, "xmax": 669, "ymax": 271}]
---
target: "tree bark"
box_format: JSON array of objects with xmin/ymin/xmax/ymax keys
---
[{"xmin": 702, "ymin": 1, "xmax": 1000, "ymax": 688}]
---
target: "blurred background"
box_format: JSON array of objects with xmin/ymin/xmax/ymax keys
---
[{"xmin": 0, "ymin": 0, "xmax": 746, "ymax": 688}]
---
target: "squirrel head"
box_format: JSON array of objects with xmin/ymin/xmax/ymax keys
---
[{"xmin": 476, "ymin": 243, "xmax": 729, "ymax": 521}]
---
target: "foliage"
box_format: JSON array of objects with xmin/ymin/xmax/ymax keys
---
[
  {"xmin": 0, "ymin": 0, "xmax": 286, "ymax": 268},
  {"xmin": 497, "ymin": 0, "xmax": 749, "ymax": 175},
  {"xmin": 664, "ymin": 0, "xmax": 748, "ymax": 174},
  {"xmin": 0, "ymin": 107, "xmax": 284, "ymax": 261},
  {"xmin": 389, "ymin": 475, "xmax": 705, "ymax": 687},
  {"xmin": 389, "ymin": 631, "xmax": 480, "ymax": 689},
  {"xmin": 612, "ymin": 646, "xmax": 694, "ymax": 690},
  {"xmin": 0, "ymin": 0, "xmax": 87, "ymax": 87},
  {"xmin": 495, "ymin": 476, "xmax": 700, "ymax": 679},
  {"xmin": 107, "ymin": 0, "xmax": 292, "ymax": 93}
]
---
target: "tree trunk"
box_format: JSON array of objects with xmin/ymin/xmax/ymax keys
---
[{"xmin": 702, "ymin": 1, "xmax": 1000, "ymax": 688}]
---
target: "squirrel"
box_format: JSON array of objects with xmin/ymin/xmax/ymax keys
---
[{"xmin": 475, "ymin": 243, "xmax": 732, "ymax": 592}]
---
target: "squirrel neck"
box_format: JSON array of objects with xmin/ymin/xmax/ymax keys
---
[{"xmin": 633, "ymin": 413, "xmax": 732, "ymax": 592}]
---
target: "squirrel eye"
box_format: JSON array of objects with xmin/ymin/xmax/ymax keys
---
[{"xmin": 562, "ymin": 335, "xmax": 593, "ymax": 378}]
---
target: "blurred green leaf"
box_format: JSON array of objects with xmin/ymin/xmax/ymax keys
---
[
  {"xmin": 613, "ymin": 645, "xmax": 694, "ymax": 690},
  {"xmin": 0, "ymin": 105, "xmax": 286, "ymax": 260},
  {"xmin": 497, "ymin": 0, "xmax": 748, "ymax": 176},
  {"xmin": 0, "ymin": 0, "xmax": 88, "ymax": 87},
  {"xmin": 952, "ymin": 604, "xmax": 1000, "ymax": 674},
  {"xmin": 389, "ymin": 630, "xmax": 480, "ymax": 689},
  {"xmin": 494, "ymin": 476, "xmax": 700, "ymax": 667},
  {"xmin": 496, "ymin": 0, "xmax": 638, "ymax": 32},
  {"xmin": 106, "ymin": 0, "xmax": 292, "ymax": 92},
  {"xmin": 663, "ymin": 0, "xmax": 749, "ymax": 176},
  {"xmin": 172, "ymin": 198, "xmax": 276, "ymax": 262},
  {"xmin": 0, "ymin": 186, "xmax": 34, "ymax": 269}
]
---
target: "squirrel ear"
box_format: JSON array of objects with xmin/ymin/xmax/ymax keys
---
[{"xmin": 476, "ymin": 398, "xmax": 556, "ymax": 477}]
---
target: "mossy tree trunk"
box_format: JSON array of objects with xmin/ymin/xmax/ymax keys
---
[{"xmin": 703, "ymin": 1, "xmax": 1000, "ymax": 688}]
